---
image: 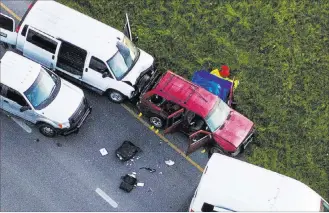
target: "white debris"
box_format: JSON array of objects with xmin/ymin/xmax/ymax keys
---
[
  {"xmin": 165, "ymin": 160, "xmax": 175, "ymax": 166},
  {"xmin": 137, "ymin": 182, "xmax": 144, "ymax": 187},
  {"xmin": 159, "ymin": 172, "xmax": 163, "ymax": 175},
  {"xmin": 99, "ymin": 148, "xmax": 108, "ymax": 156}
]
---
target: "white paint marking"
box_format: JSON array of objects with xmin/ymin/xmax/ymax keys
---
[
  {"xmin": 11, "ymin": 117, "xmax": 32, "ymax": 133},
  {"xmin": 95, "ymin": 188, "xmax": 118, "ymax": 208}
]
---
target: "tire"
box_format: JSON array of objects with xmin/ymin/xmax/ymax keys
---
[
  {"xmin": 107, "ymin": 90, "xmax": 126, "ymax": 103},
  {"xmin": 38, "ymin": 123, "xmax": 57, "ymax": 137},
  {"xmin": 208, "ymin": 145, "xmax": 225, "ymax": 158},
  {"xmin": 149, "ymin": 116, "xmax": 164, "ymax": 129}
]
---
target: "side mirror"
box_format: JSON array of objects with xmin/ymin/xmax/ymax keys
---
[
  {"xmin": 132, "ymin": 36, "xmax": 139, "ymax": 43},
  {"xmin": 20, "ymin": 105, "xmax": 31, "ymax": 112},
  {"xmin": 102, "ymin": 72, "xmax": 109, "ymax": 78}
]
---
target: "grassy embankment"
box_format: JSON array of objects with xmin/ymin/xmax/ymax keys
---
[{"xmin": 58, "ymin": 0, "xmax": 329, "ymax": 200}]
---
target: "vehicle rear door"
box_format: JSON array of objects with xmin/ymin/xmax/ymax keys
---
[
  {"xmin": 164, "ymin": 108, "xmax": 184, "ymax": 134},
  {"xmin": 186, "ymin": 130, "xmax": 211, "ymax": 155},
  {"xmin": 0, "ymin": 13, "xmax": 17, "ymax": 46},
  {"xmin": 23, "ymin": 27, "xmax": 61, "ymax": 69}
]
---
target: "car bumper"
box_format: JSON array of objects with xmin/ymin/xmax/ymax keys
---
[
  {"xmin": 242, "ymin": 128, "xmax": 256, "ymax": 149},
  {"xmin": 61, "ymin": 106, "xmax": 92, "ymax": 136}
]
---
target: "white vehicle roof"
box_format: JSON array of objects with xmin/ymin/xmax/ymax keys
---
[
  {"xmin": 23, "ymin": 0, "xmax": 124, "ymax": 60},
  {"xmin": 192, "ymin": 153, "xmax": 325, "ymax": 211},
  {"xmin": 0, "ymin": 51, "xmax": 40, "ymax": 93}
]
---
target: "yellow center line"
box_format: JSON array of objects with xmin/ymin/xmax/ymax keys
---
[
  {"xmin": 0, "ymin": 2, "xmax": 205, "ymax": 173},
  {"xmin": 0, "ymin": 2, "xmax": 22, "ymax": 21}
]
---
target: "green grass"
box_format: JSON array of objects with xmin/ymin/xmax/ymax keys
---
[{"xmin": 57, "ymin": 0, "xmax": 329, "ymax": 200}]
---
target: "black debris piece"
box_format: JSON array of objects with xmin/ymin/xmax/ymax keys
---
[
  {"xmin": 119, "ymin": 174, "xmax": 137, "ymax": 193},
  {"xmin": 139, "ymin": 167, "xmax": 156, "ymax": 173},
  {"xmin": 115, "ymin": 141, "xmax": 141, "ymax": 161},
  {"xmin": 56, "ymin": 143, "xmax": 62, "ymax": 147}
]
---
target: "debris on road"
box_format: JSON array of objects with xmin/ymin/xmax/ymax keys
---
[
  {"xmin": 137, "ymin": 182, "xmax": 144, "ymax": 187},
  {"xmin": 139, "ymin": 167, "xmax": 156, "ymax": 173},
  {"xmin": 99, "ymin": 148, "xmax": 108, "ymax": 156},
  {"xmin": 119, "ymin": 173, "xmax": 137, "ymax": 193},
  {"xmin": 159, "ymin": 172, "xmax": 163, "ymax": 175},
  {"xmin": 115, "ymin": 141, "xmax": 141, "ymax": 161},
  {"xmin": 34, "ymin": 138, "xmax": 40, "ymax": 142},
  {"xmin": 201, "ymin": 149, "xmax": 206, "ymax": 153},
  {"xmin": 56, "ymin": 143, "xmax": 62, "ymax": 147},
  {"xmin": 165, "ymin": 160, "xmax": 175, "ymax": 166}
]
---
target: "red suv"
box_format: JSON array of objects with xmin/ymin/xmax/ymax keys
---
[{"xmin": 137, "ymin": 71, "xmax": 255, "ymax": 156}]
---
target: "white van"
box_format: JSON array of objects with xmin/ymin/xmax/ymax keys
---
[
  {"xmin": 189, "ymin": 153, "xmax": 329, "ymax": 212},
  {"xmin": 0, "ymin": 51, "xmax": 91, "ymax": 137},
  {"xmin": 0, "ymin": 0, "xmax": 158, "ymax": 103}
]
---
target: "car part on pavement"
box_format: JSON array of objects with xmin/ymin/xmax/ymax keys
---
[
  {"xmin": 139, "ymin": 167, "xmax": 156, "ymax": 173},
  {"xmin": 119, "ymin": 174, "xmax": 137, "ymax": 193},
  {"xmin": 115, "ymin": 141, "xmax": 141, "ymax": 161}
]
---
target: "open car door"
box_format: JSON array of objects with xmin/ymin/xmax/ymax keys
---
[
  {"xmin": 227, "ymin": 77, "xmax": 235, "ymax": 107},
  {"xmin": 164, "ymin": 108, "xmax": 184, "ymax": 134},
  {"xmin": 123, "ymin": 13, "xmax": 132, "ymax": 41},
  {"xmin": 186, "ymin": 130, "xmax": 211, "ymax": 155},
  {"xmin": 0, "ymin": 13, "xmax": 17, "ymax": 46}
]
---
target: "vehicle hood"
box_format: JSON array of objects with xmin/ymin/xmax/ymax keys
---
[
  {"xmin": 213, "ymin": 110, "xmax": 254, "ymax": 148},
  {"xmin": 37, "ymin": 81, "xmax": 84, "ymax": 123},
  {"xmin": 121, "ymin": 49, "xmax": 154, "ymax": 85}
]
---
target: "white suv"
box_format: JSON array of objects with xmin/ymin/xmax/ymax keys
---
[{"xmin": 0, "ymin": 51, "xmax": 91, "ymax": 137}]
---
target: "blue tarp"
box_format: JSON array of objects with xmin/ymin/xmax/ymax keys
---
[{"xmin": 192, "ymin": 70, "xmax": 232, "ymax": 102}]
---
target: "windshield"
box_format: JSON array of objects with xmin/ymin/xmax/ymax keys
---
[
  {"xmin": 205, "ymin": 99, "xmax": 231, "ymax": 132},
  {"xmin": 24, "ymin": 68, "xmax": 60, "ymax": 110},
  {"xmin": 106, "ymin": 36, "xmax": 140, "ymax": 80}
]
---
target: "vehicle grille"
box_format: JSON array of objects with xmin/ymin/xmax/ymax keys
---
[{"xmin": 69, "ymin": 98, "xmax": 88, "ymax": 127}]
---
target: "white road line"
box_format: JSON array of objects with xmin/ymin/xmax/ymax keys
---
[
  {"xmin": 95, "ymin": 188, "xmax": 118, "ymax": 208},
  {"xmin": 11, "ymin": 117, "xmax": 32, "ymax": 133}
]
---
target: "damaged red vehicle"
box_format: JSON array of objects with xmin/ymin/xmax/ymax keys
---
[{"xmin": 137, "ymin": 71, "xmax": 255, "ymax": 157}]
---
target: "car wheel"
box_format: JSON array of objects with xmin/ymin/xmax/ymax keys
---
[
  {"xmin": 107, "ymin": 90, "xmax": 126, "ymax": 103},
  {"xmin": 149, "ymin": 116, "xmax": 164, "ymax": 129},
  {"xmin": 208, "ymin": 145, "xmax": 225, "ymax": 158},
  {"xmin": 39, "ymin": 123, "xmax": 57, "ymax": 137}
]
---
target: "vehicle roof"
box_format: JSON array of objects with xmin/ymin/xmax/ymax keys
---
[
  {"xmin": 154, "ymin": 71, "xmax": 218, "ymax": 118},
  {"xmin": 192, "ymin": 153, "xmax": 323, "ymax": 211},
  {"xmin": 23, "ymin": 0, "xmax": 124, "ymax": 60},
  {"xmin": 0, "ymin": 51, "xmax": 40, "ymax": 93}
]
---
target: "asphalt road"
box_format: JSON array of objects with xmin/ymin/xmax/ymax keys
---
[{"xmin": 0, "ymin": 1, "xmax": 210, "ymax": 211}]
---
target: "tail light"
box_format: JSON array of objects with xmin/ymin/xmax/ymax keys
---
[
  {"xmin": 15, "ymin": 0, "xmax": 37, "ymax": 33},
  {"xmin": 190, "ymin": 209, "xmax": 194, "ymax": 212},
  {"xmin": 15, "ymin": 25, "xmax": 20, "ymax": 33}
]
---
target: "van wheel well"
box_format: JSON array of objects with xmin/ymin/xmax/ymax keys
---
[{"xmin": 106, "ymin": 89, "xmax": 126, "ymax": 103}]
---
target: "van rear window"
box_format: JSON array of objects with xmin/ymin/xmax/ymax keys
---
[{"xmin": 26, "ymin": 29, "xmax": 57, "ymax": 54}]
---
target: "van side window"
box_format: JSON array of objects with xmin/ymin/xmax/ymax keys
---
[
  {"xmin": 89, "ymin": 57, "xmax": 111, "ymax": 76},
  {"xmin": 0, "ymin": 14, "xmax": 14, "ymax": 31},
  {"xmin": 21, "ymin": 25, "xmax": 29, "ymax": 36},
  {"xmin": 3, "ymin": 88, "xmax": 28, "ymax": 106},
  {"xmin": 26, "ymin": 29, "xmax": 57, "ymax": 54},
  {"xmin": 57, "ymin": 40, "xmax": 87, "ymax": 76}
]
